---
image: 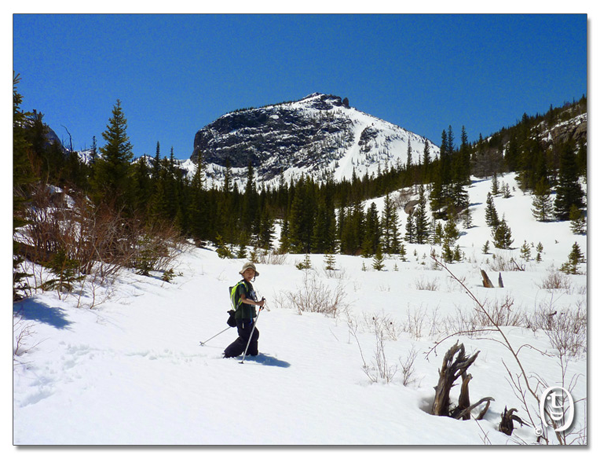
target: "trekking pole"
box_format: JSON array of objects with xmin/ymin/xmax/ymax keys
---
[
  {"xmin": 199, "ymin": 326, "xmax": 231, "ymax": 346},
  {"xmin": 240, "ymin": 301, "xmax": 264, "ymax": 364}
]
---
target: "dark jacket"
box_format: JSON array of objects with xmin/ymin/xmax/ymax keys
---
[{"xmin": 233, "ymin": 280, "xmax": 257, "ymax": 320}]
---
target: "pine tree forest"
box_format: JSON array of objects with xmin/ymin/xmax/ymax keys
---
[{"xmin": 13, "ymin": 74, "xmax": 587, "ymax": 293}]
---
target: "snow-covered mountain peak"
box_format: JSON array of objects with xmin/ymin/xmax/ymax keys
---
[{"xmin": 190, "ymin": 93, "xmax": 439, "ymax": 189}]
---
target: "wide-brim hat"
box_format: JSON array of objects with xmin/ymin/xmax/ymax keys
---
[{"xmin": 240, "ymin": 261, "xmax": 259, "ymax": 277}]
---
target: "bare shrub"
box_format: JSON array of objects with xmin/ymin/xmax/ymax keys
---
[
  {"xmin": 274, "ymin": 272, "xmax": 348, "ymax": 318},
  {"xmin": 414, "ymin": 276, "xmax": 440, "ymax": 291},
  {"xmin": 22, "ymin": 187, "xmax": 133, "ymax": 279},
  {"xmin": 369, "ymin": 324, "xmax": 397, "ymax": 383},
  {"xmin": 13, "ymin": 314, "xmax": 41, "ymax": 363},
  {"xmin": 488, "ymin": 252, "xmax": 524, "ymax": 272},
  {"xmin": 359, "ymin": 322, "xmax": 397, "ymax": 384},
  {"xmin": 19, "ymin": 185, "xmax": 185, "ymax": 307},
  {"xmin": 530, "ymin": 301, "xmax": 587, "ymax": 358},
  {"xmin": 404, "ymin": 304, "xmax": 428, "ymax": 339},
  {"xmin": 399, "ymin": 345, "xmax": 419, "ymax": 387},
  {"xmin": 445, "ymin": 295, "xmax": 524, "ymax": 336},
  {"xmin": 132, "ymin": 221, "xmax": 184, "ymax": 276},
  {"xmin": 364, "ymin": 312, "xmax": 399, "ymax": 341},
  {"xmin": 258, "ymin": 250, "xmax": 288, "ymax": 265},
  {"xmin": 22, "ymin": 185, "xmax": 184, "ymax": 287},
  {"xmin": 324, "ymin": 266, "xmax": 348, "ymax": 280},
  {"xmin": 347, "ymin": 312, "xmax": 397, "ymax": 384},
  {"xmin": 539, "ymin": 270, "xmax": 572, "ymax": 291},
  {"xmin": 477, "ymin": 295, "xmax": 525, "ymax": 328}
]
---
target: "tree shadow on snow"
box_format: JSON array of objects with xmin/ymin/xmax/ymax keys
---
[{"xmin": 14, "ymin": 298, "xmax": 72, "ymax": 329}]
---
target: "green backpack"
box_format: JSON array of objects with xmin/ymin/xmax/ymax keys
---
[{"xmin": 226, "ymin": 281, "xmax": 245, "ymax": 327}]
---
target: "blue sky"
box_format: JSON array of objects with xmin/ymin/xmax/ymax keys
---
[{"xmin": 13, "ymin": 14, "xmax": 587, "ymax": 160}]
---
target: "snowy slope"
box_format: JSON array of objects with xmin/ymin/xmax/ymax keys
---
[
  {"xmin": 13, "ymin": 173, "xmax": 587, "ymax": 445},
  {"xmin": 189, "ymin": 93, "xmax": 439, "ymax": 190}
]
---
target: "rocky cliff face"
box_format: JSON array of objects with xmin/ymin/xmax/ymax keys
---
[{"xmin": 191, "ymin": 93, "xmax": 438, "ymax": 186}]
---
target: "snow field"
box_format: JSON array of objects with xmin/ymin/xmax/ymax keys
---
[{"xmin": 13, "ymin": 173, "xmax": 587, "ymax": 445}]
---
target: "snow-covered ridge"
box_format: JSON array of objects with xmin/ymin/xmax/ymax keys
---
[{"xmin": 191, "ymin": 93, "xmax": 440, "ymax": 189}]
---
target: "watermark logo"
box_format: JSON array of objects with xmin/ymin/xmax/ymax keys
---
[{"xmin": 539, "ymin": 386, "xmax": 575, "ymax": 433}]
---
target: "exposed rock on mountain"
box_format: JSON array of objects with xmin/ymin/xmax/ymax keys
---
[{"xmin": 190, "ymin": 93, "xmax": 438, "ymax": 187}]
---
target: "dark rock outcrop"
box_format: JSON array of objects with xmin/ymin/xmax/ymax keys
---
[{"xmin": 191, "ymin": 93, "xmax": 355, "ymax": 181}]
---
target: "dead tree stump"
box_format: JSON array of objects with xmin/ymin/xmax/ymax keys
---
[
  {"xmin": 499, "ymin": 407, "xmax": 527, "ymax": 435},
  {"xmin": 432, "ymin": 341, "xmax": 494, "ymax": 420},
  {"xmin": 481, "ymin": 269, "xmax": 494, "ymax": 288}
]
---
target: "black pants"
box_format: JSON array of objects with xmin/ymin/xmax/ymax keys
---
[{"xmin": 224, "ymin": 319, "xmax": 259, "ymax": 357}]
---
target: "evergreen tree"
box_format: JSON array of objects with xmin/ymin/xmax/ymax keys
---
[
  {"xmin": 278, "ymin": 217, "xmax": 291, "ymax": 254},
  {"xmin": 288, "ymin": 176, "xmax": 315, "ymax": 253},
  {"xmin": 531, "ymin": 178, "xmax": 553, "ymax": 222},
  {"xmin": 516, "ymin": 134, "xmax": 544, "ymax": 191},
  {"xmin": 405, "ymin": 210, "xmax": 415, "ymax": 244},
  {"xmin": 413, "ymin": 185, "xmax": 430, "ymax": 244},
  {"xmin": 443, "ymin": 215, "xmax": 460, "ymax": 246},
  {"xmin": 505, "ymin": 132, "xmax": 520, "ymax": 172},
  {"xmin": 148, "ymin": 171, "xmax": 170, "ymax": 224},
  {"xmin": 554, "ymin": 140, "xmax": 585, "ymax": 220},
  {"xmin": 432, "ymin": 220, "xmax": 443, "ymax": 245},
  {"xmin": 223, "ymin": 157, "xmax": 233, "ymax": 193},
  {"xmin": 189, "ymin": 153, "xmax": 209, "ymax": 241},
  {"xmin": 372, "ymin": 245, "xmax": 385, "ymax": 271},
  {"xmin": 41, "ymin": 249, "xmax": 84, "ymax": 295},
  {"xmin": 560, "ymin": 242, "xmax": 584, "ymax": 274},
  {"xmin": 243, "ymin": 160, "xmax": 259, "ymax": 234},
  {"xmin": 482, "ymin": 240, "xmax": 491, "ymax": 254},
  {"xmin": 296, "ymin": 253, "xmax": 312, "ymax": 270},
  {"xmin": 90, "ymin": 136, "xmax": 98, "ymax": 165},
  {"xmin": 422, "ymin": 139, "xmax": 432, "ymax": 183},
  {"xmin": 398, "ymin": 240, "xmax": 407, "ymax": 261},
  {"xmin": 381, "ymin": 193, "xmax": 399, "ymax": 254},
  {"xmin": 152, "ymin": 141, "xmax": 161, "ymax": 182},
  {"xmin": 492, "ymin": 217, "xmax": 514, "ymax": 249},
  {"xmin": 457, "ymin": 125, "xmax": 471, "ymax": 183},
  {"xmin": 569, "ymin": 205, "xmax": 586, "ymax": 235},
  {"xmin": 462, "ymin": 205, "xmax": 473, "ymax": 229},
  {"xmin": 452, "ymin": 244, "xmax": 462, "ymax": 262},
  {"xmin": 576, "ymin": 137, "xmax": 587, "ymax": 180},
  {"xmin": 441, "ymin": 239, "xmax": 453, "ymax": 263},
  {"xmin": 520, "ymin": 240, "xmax": 532, "ymax": 262},
  {"xmin": 324, "ymin": 252, "xmax": 337, "ymax": 270},
  {"xmin": 257, "ymin": 207, "xmax": 275, "ymax": 249},
  {"xmin": 485, "ymin": 192, "xmax": 500, "ymax": 227},
  {"xmin": 536, "ymin": 242, "xmax": 543, "ymax": 262},
  {"xmin": 13, "ymin": 74, "xmax": 35, "ymax": 300},
  {"xmin": 92, "ymin": 100, "xmax": 134, "ymax": 208},
  {"xmin": 362, "ymin": 202, "xmax": 380, "ymax": 257},
  {"xmin": 340, "ymin": 200, "xmax": 364, "ymax": 255},
  {"xmin": 311, "ymin": 183, "xmax": 336, "ymax": 253},
  {"xmin": 492, "ymin": 172, "xmax": 500, "ymax": 195},
  {"xmin": 132, "ymin": 156, "xmax": 152, "ymax": 215},
  {"xmin": 449, "ymin": 180, "xmax": 469, "ymax": 214}
]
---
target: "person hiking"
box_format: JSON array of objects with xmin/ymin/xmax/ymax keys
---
[{"xmin": 224, "ymin": 262, "xmax": 265, "ymax": 358}]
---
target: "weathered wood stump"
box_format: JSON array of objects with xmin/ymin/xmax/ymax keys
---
[
  {"xmin": 481, "ymin": 269, "xmax": 494, "ymax": 288},
  {"xmin": 432, "ymin": 341, "xmax": 494, "ymax": 420},
  {"xmin": 499, "ymin": 406, "xmax": 527, "ymax": 435}
]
